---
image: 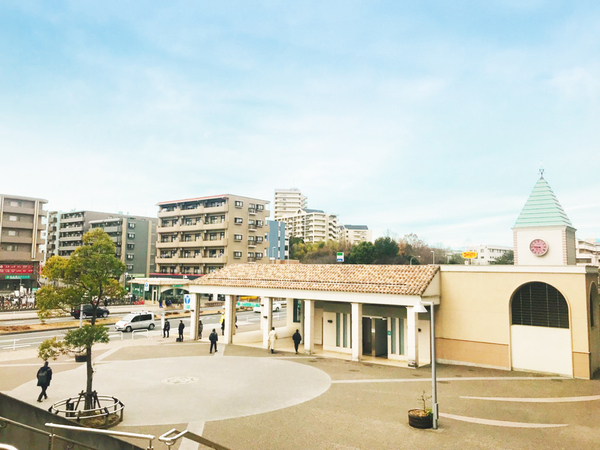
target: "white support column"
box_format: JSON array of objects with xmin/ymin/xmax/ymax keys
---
[
  {"xmin": 188, "ymin": 293, "xmax": 198, "ymax": 340},
  {"xmin": 224, "ymin": 295, "xmax": 236, "ymax": 344},
  {"xmin": 262, "ymin": 297, "xmax": 273, "ymax": 348},
  {"xmin": 407, "ymin": 306, "xmax": 419, "ymax": 368},
  {"xmin": 351, "ymin": 302, "xmax": 362, "ymax": 361},
  {"xmin": 304, "ymin": 299, "xmax": 315, "ymax": 355}
]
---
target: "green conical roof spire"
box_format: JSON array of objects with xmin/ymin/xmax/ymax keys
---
[{"xmin": 513, "ymin": 175, "xmax": 573, "ymax": 229}]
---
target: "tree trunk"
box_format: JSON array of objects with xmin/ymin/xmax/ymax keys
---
[{"xmin": 84, "ymin": 344, "xmax": 94, "ymax": 410}]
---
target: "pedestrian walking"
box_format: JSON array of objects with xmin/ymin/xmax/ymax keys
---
[
  {"xmin": 220, "ymin": 313, "xmax": 225, "ymax": 335},
  {"xmin": 36, "ymin": 361, "xmax": 52, "ymax": 402},
  {"xmin": 198, "ymin": 319, "xmax": 203, "ymax": 339},
  {"xmin": 292, "ymin": 329, "xmax": 302, "ymax": 354},
  {"xmin": 163, "ymin": 319, "xmax": 170, "ymax": 338},
  {"xmin": 209, "ymin": 328, "xmax": 218, "ymax": 353},
  {"xmin": 178, "ymin": 320, "xmax": 185, "ymax": 341},
  {"xmin": 268, "ymin": 327, "xmax": 278, "ymax": 354}
]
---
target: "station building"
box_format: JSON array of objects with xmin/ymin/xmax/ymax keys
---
[{"xmin": 189, "ymin": 174, "xmax": 600, "ymax": 379}]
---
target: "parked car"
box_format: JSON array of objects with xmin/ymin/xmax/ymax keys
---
[
  {"xmin": 115, "ymin": 311, "xmax": 156, "ymax": 332},
  {"xmin": 71, "ymin": 304, "xmax": 110, "ymax": 319},
  {"xmin": 253, "ymin": 301, "xmax": 286, "ymax": 313}
]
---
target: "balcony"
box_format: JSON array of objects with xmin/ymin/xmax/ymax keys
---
[
  {"xmin": 0, "ymin": 250, "xmax": 34, "ymax": 262},
  {"xmin": 60, "ymin": 235, "xmax": 82, "ymax": 242},
  {"xmin": 178, "ymin": 240, "xmax": 204, "ymax": 248},
  {"xmin": 247, "ymin": 240, "xmax": 256, "ymax": 247},
  {"xmin": 179, "ymin": 255, "xmax": 203, "ymax": 264},
  {"xmin": 157, "ymin": 256, "xmax": 179, "ymax": 264},
  {"xmin": 204, "ymin": 203, "xmax": 228, "ymax": 213},
  {"xmin": 60, "ymin": 215, "xmax": 84, "ymax": 224},
  {"xmin": 4, "ymin": 221, "xmax": 34, "ymax": 230},
  {"xmin": 1, "ymin": 204, "xmax": 35, "ymax": 215},
  {"xmin": 248, "ymin": 208, "xmax": 256, "ymax": 215},
  {"xmin": 156, "ymin": 241, "xmax": 180, "ymax": 249},
  {"xmin": 159, "ymin": 224, "xmax": 180, "ymax": 233},
  {"xmin": 203, "ymin": 222, "xmax": 226, "ymax": 231},
  {"xmin": 58, "ymin": 242, "xmax": 81, "ymax": 250},
  {"xmin": 201, "ymin": 255, "xmax": 228, "ymax": 264},
  {"xmin": 180, "ymin": 222, "xmax": 203, "ymax": 232},
  {"xmin": 1, "ymin": 235, "xmax": 33, "ymax": 244},
  {"xmin": 60, "ymin": 224, "xmax": 83, "ymax": 232},
  {"xmin": 204, "ymin": 238, "xmax": 227, "ymax": 247},
  {"xmin": 101, "ymin": 225, "xmax": 122, "ymax": 234},
  {"xmin": 157, "ymin": 208, "xmax": 181, "ymax": 218}
]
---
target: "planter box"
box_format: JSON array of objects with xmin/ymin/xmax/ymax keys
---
[{"xmin": 408, "ymin": 409, "xmax": 433, "ymax": 429}]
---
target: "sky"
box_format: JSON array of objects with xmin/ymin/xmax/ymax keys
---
[{"xmin": 1, "ymin": 1, "xmax": 599, "ymax": 249}]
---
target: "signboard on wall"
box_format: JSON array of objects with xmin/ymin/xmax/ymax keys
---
[
  {"xmin": 462, "ymin": 252, "xmax": 478, "ymax": 259},
  {"xmin": 0, "ymin": 264, "xmax": 33, "ymax": 274}
]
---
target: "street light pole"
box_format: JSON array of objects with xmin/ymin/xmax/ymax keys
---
[
  {"xmin": 431, "ymin": 251, "xmax": 435, "ymax": 264},
  {"xmin": 415, "ymin": 299, "xmax": 438, "ymax": 429}
]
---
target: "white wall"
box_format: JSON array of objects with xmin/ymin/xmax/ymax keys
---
[
  {"xmin": 511, "ymin": 325, "xmax": 573, "ymax": 376},
  {"xmin": 515, "ymin": 228, "xmax": 566, "ymax": 265}
]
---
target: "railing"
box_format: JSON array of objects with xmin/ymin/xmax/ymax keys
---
[
  {"xmin": 131, "ymin": 329, "xmax": 150, "ymax": 339},
  {"xmin": 159, "ymin": 428, "xmax": 230, "ymax": 450},
  {"xmin": 0, "ymin": 416, "xmax": 96, "ymax": 450},
  {"xmin": 46, "ymin": 423, "xmax": 154, "ymax": 450}
]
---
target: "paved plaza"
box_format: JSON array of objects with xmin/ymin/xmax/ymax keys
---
[{"xmin": 1, "ymin": 334, "xmax": 600, "ymax": 449}]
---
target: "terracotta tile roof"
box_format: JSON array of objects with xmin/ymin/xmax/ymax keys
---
[{"xmin": 192, "ymin": 264, "xmax": 439, "ymax": 296}]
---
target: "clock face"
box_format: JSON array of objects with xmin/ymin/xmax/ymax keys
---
[{"xmin": 529, "ymin": 239, "xmax": 548, "ymax": 256}]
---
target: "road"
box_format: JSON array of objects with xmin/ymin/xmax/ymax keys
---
[{"xmin": 0, "ymin": 309, "xmax": 287, "ymax": 351}]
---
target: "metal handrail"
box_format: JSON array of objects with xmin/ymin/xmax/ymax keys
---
[
  {"xmin": 158, "ymin": 428, "xmax": 230, "ymax": 450},
  {"xmin": 0, "ymin": 416, "xmax": 95, "ymax": 450},
  {"xmin": 46, "ymin": 423, "xmax": 155, "ymax": 450}
]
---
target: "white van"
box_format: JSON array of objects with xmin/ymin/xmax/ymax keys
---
[
  {"xmin": 253, "ymin": 300, "xmax": 286, "ymax": 313},
  {"xmin": 115, "ymin": 311, "xmax": 156, "ymax": 332}
]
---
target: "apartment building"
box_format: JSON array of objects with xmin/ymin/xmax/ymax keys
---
[
  {"xmin": 273, "ymin": 188, "xmax": 307, "ymax": 220},
  {"xmin": 156, "ymin": 194, "xmax": 270, "ymax": 275},
  {"xmin": 267, "ymin": 220, "xmax": 288, "ymax": 260},
  {"xmin": 46, "ymin": 211, "xmax": 157, "ymax": 277},
  {"xmin": 464, "ymin": 244, "xmax": 513, "ymax": 265},
  {"xmin": 339, "ymin": 224, "xmax": 372, "ymax": 246},
  {"xmin": 278, "ymin": 208, "xmax": 338, "ymax": 243},
  {"xmin": 0, "ymin": 194, "xmax": 47, "ymax": 293},
  {"xmin": 576, "ymin": 238, "xmax": 600, "ymax": 266}
]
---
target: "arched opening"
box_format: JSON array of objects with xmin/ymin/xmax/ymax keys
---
[
  {"xmin": 511, "ymin": 282, "xmax": 569, "ymax": 328},
  {"xmin": 510, "ymin": 281, "xmax": 572, "ymax": 376}
]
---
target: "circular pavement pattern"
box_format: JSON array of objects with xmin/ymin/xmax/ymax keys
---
[{"xmin": 10, "ymin": 356, "xmax": 332, "ymax": 426}]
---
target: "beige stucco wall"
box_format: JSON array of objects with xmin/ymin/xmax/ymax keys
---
[{"xmin": 438, "ymin": 267, "xmax": 594, "ymax": 377}]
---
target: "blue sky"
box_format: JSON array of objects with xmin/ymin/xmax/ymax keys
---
[{"xmin": 1, "ymin": 1, "xmax": 599, "ymax": 248}]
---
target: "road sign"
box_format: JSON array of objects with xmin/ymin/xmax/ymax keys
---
[
  {"xmin": 184, "ymin": 294, "xmax": 193, "ymax": 311},
  {"xmin": 237, "ymin": 302, "xmax": 260, "ymax": 308},
  {"xmin": 336, "ymin": 252, "xmax": 344, "ymax": 263},
  {"xmin": 172, "ymin": 284, "xmax": 183, "ymax": 288},
  {"xmin": 462, "ymin": 252, "xmax": 478, "ymax": 259},
  {"xmin": 144, "ymin": 282, "xmax": 150, "ymax": 291}
]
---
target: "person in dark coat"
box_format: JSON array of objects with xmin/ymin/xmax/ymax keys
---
[
  {"xmin": 292, "ymin": 329, "xmax": 302, "ymax": 354},
  {"xmin": 209, "ymin": 329, "xmax": 218, "ymax": 353},
  {"xmin": 163, "ymin": 319, "xmax": 170, "ymax": 338},
  {"xmin": 178, "ymin": 320, "xmax": 185, "ymax": 341},
  {"xmin": 36, "ymin": 361, "xmax": 52, "ymax": 402},
  {"xmin": 198, "ymin": 319, "xmax": 203, "ymax": 339}
]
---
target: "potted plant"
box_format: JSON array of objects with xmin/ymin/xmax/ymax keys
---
[{"xmin": 408, "ymin": 391, "xmax": 433, "ymax": 429}]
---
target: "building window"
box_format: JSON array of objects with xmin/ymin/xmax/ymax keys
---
[
  {"xmin": 127, "ymin": 233, "xmax": 135, "ymax": 239},
  {"xmin": 234, "ymin": 218, "xmax": 243, "ymax": 225},
  {"xmin": 128, "ymin": 222, "xmax": 136, "ymax": 229},
  {"xmin": 235, "ymin": 201, "xmax": 243, "ymax": 208},
  {"xmin": 256, "ymin": 204, "xmax": 264, "ymax": 211},
  {"xmin": 7, "ymin": 230, "xmax": 17, "ymax": 236},
  {"xmin": 511, "ymin": 282, "xmax": 569, "ymax": 329},
  {"xmin": 127, "ymin": 243, "xmax": 135, "ymax": 250},
  {"xmin": 234, "ymin": 234, "xmax": 242, "ymax": 241},
  {"xmin": 293, "ymin": 299, "xmax": 302, "ymax": 323},
  {"xmin": 127, "ymin": 264, "xmax": 134, "ymax": 270},
  {"xmin": 256, "ymin": 252, "xmax": 263, "ymax": 259},
  {"xmin": 9, "ymin": 215, "xmax": 17, "ymax": 221},
  {"xmin": 126, "ymin": 254, "xmax": 134, "ymax": 260},
  {"xmin": 233, "ymin": 251, "xmax": 242, "ymax": 258}
]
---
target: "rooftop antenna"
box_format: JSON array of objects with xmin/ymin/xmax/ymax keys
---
[{"xmin": 539, "ymin": 161, "xmax": 544, "ymax": 178}]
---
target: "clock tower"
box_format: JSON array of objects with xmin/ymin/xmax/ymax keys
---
[{"xmin": 513, "ymin": 171, "xmax": 576, "ymax": 265}]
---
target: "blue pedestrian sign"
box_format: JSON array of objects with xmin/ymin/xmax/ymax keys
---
[
  {"xmin": 144, "ymin": 282, "xmax": 149, "ymax": 291},
  {"xmin": 184, "ymin": 294, "xmax": 193, "ymax": 311}
]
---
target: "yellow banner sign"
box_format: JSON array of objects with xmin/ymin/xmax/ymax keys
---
[{"xmin": 462, "ymin": 251, "xmax": 478, "ymax": 259}]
